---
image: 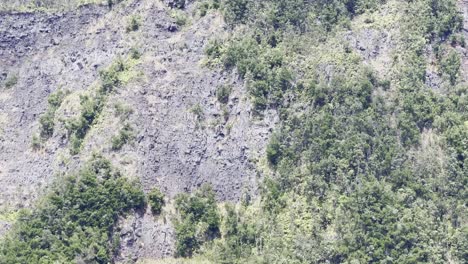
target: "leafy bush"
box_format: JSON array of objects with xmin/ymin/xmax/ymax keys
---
[
  {"xmin": 126, "ymin": 16, "xmax": 140, "ymax": 32},
  {"xmin": 428, "ymin": 0, "xmax": 463, "ymax": 38},
  {"xmin": 174, "ymin": 185, "xmax": 220, "ymax": 257},
  {"xmin": 171, "ymin": 10, "xmax": 188, "ymax": 26},
  {"xmin": 130, "ymin": 48, "xmax": 142, "ymax": 60},
  {"xmin": 223, "ymin": 0, "xmax": 250, "ymax": 25},
  {"xmin": 114, "ymin": 102, "xmax": 134, "ymax": 120},
  {"xmin": 99, "ymin": 59, "xmax": 125, "ymax": 94},
  {"xmin": 148, "ymin": 188, "xmax": 165, "ymax": 215},
  {"xmin": 67, "ymin": 95, "xmax": 104, "ymax": 154},
  {"xmin": 216, "ymin": 84, "xmax": 232, "ymax": 104},
  {"xmin": 190, "ymin": 104, "xmax": 204, "ymax": 120},
  {"xmin": 266, "ymin": 134, "xmax": 281, "ymax": 166},
  {"xmin": 111, "ymin": 123, "xmax": 135, "ymax": 150},
  {"xmin": 4, "ymin": 75, "xmax": 17, "ymax": 89},
  {"xmin": 39, "ymin": 90, "xmax": 67, "ymax": 139},
  {"xmin": 199, "ymin": 0, "xmax": 221, "ymax": 16},
  {"xmin": 0, "ymin": 155, "xmax": 145, "ymax": 263},
  {"xmin": 31, "ymin": 134, "xmax": 41, "ymax": 150},
  {"xmin": 211, "ymin": 204, "xmax": 257, "ymax": 262},
  {"xmin": 107, "ymin": 0, "xmax": 124, "ymax": 8},
  {"xmin": 440, "ymin": 49, "xmax": 461, "ymax": 85}
]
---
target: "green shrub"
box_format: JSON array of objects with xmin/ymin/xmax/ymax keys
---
[
  {"xmin": 39, "ymin": 90, "xmax": 67, "ymax": 139},
  {"xmin": 31, "ymin": 134, "xmax": 41, "ymax": 150},
  {"xmin": 223, "ymin": 0, "xmax": 250, "ymax": 25},
  {"xmin": 212, "ymin": 0, "xmax": 220, "ymax": 9},
  {"xmin": 130, "ymin": 48, "xmax": 142, "ymax": 60},
  {"xmin": 266, "ymin": 134, "xmax": 281, "ymax": 166},
  {"xmin": 39, "ymin": 111, "xmax": 55, "ymax": 138},
  {"xmin": 126, "ymin": 16, "xmax": 140, "ymax": 32},
  {"xmin": 216, "ymin": 84, "xmax": 232, "ymax": 104},
  {"xmin": 99, "ymin": 60, "xmax": 124, "ymax": 94},
  {"xmin": 172, "ymin": 10, "xmax": 188, "ymax": 26},
  {"xmin": 111, "ymin": 123, "xmax": 135, "ymax": 151},
  {"xmin": 107, "ymin": 0, "xmax": 124, "ymax": 8},
  {"xmin": 66, "ymin": 95, "xmax": 103, "ymax": 154},
  {"xmin": 148, "ymin": 188, "xmax": 165, "ymax": 215},
  {"xmin": 440, "ymin": 49, "xmax": 461, "ymax": 85},
  {"xmin": 199, "ymin": 2, "xmax": 210, "ymax": 17},
  {"xmin": 114, "ymin": 102, "xmax": 134, "ymax": 121},
  {"xmin": 4, "ymin": 75, "xmax": 17, "ymax": 89},
  {"xmin": 69, "ymin": 134, "xmax": 83, "ymax": 155},
  {"xmin": 174, "ymin": 185, "xmax": 220, "ymax": 257},
  {"xmin": 190, "ymin": 104, "xmax": 204, "ymax": 120}
]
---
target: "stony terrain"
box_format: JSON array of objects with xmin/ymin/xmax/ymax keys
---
[{"xmin": 0, "ymin": 0, "xmax": 276, "ymax": 257}]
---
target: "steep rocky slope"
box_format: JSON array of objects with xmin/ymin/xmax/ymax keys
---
[{"xmin": 0, "ymin": 0, "xmax": 275, "ymax": 256}]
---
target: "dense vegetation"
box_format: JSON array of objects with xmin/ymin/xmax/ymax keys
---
[
  {"xmin": 195, "ymin": 0, "xmax": 468, "ymax": 263},
  {"xmin": 0, "ymin": 156, "xmax": 145, "ymax": 263}
]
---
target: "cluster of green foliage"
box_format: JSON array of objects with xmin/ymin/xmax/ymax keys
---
[
  {"xmin": 111, "ymin": 123, "xmax": 135, "ymax": 150},
  {"xmin": 66, "ymin": 94, "xmax": 105, "ymax": 154},
  {"xmin": 209, "ymin": 204, "xmax": 258, "ymax": 262},
  {"xmin": 31, "ymin": 134, "xmax": 42, "ymax": 150},
  {"xmin": 4, "ymin": 75, "xmax": 18, "ymax": 90},
  {"xmin": 197, "ymin": 0, "xmax": 467, "ymax": 263},
  {"xmin": 439, "ymin": 48, "xmax": 461, "ymax": 85},
  {"xmin": 198, "ymin": 0, "xmax": 220, "ymax": 17},
  {"xmin": 126, "ymin": 16, "xmax": 141, "ymax": 33},
  {"xmin": 148, "ymin": 188, "xmax": 165, "ymax": 215},
  {"xmin": 114, "ymin": 102, "xmax": 134, "ymax": 120},
  {"xmin": 171, "ymin": 10, "xmax": 188, "ymax": 26},
  {"xmin": 0, "ymin": 155, "xmax": 145, "ymax": 263},
  {"xmin": 66, "ymin": 59, "xmax": 126, "ymax": 154},
  {"xmin": 39, "ymin": 90, "xmax": 68, "ymax": 139},
  {"xmin": 174, "ymin": 185, "xmax": 220, "ymax": 258},
  {"xmin": 207, "ymin": 37, "xmax": 293, "ymax": 112},
  {"xmin": 190, "ymin": 103, "xmax": 204, "ymax": 120},
  {"xmin": 130, "ymin": 48, "xmax": 142, "ymax": 60},
  {"xmin": 216, "ymin": 84, "xmax": 232, "ymax": 104}
]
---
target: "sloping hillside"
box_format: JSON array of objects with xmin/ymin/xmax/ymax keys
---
[
  {"xmin": 0, "ymin": 0, "xmax": 466, "ymax": 263},
  {"xmin": 1, "ymin": 0, "xmax": 274, "ymax": 259}
]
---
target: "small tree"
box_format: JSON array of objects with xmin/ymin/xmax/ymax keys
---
[{"xmin": 148, "ymin": 188, "xmax": 165, "ymax": 215}]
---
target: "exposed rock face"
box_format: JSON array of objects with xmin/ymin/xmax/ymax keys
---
[
  {"xmin": 0, "ymin": 4, "xmax": 111, "ymax": 209},
  {"xmin": 0, "ymin": 0, "xmax": 276, "ymax": 259},
  {"xmin": 115, "ymin": 209, "xmax": 176, "ymax": 261}
]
